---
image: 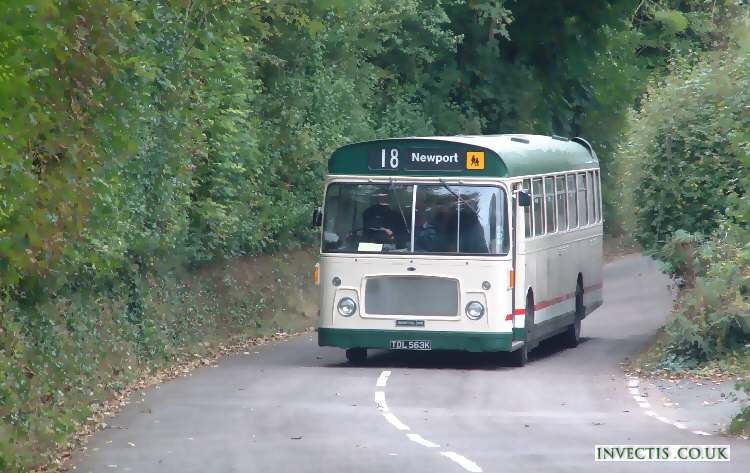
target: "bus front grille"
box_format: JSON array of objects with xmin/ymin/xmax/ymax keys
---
[{"xmin": 364, "ymin": 276, "xmax": 459, "ymax": 317}]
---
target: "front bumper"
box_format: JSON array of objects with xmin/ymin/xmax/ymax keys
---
[{"xmin": 318, "ymin": 328, "xmax": 514, "ymax": 352}]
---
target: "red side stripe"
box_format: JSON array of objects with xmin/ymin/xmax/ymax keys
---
[{"xmin": 506, "ymin": 281, "xmax": 603, "ymax": 317}]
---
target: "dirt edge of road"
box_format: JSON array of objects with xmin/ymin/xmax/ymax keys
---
[{"xmin": 622, "ymin": 303, "xmax": 750, "ymax": 438}]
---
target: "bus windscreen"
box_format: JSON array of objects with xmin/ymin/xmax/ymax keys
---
[{"xmin": 322, "ymin": 183, "xmax": 509, "ymax": 255}]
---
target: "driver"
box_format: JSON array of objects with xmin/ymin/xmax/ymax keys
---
[{"xmin": 362, "ymin": 194, "xmax": 404, "ymax": 244}]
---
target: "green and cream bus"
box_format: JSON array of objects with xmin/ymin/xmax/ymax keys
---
[{"xmin": 313, "ymin": 135, "xmax": 603, "ymax": 366}]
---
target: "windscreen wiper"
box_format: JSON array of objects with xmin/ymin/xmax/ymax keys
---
[{"xmin": 440, "ymin": 180, "xmax": 480, "ymax": 217}]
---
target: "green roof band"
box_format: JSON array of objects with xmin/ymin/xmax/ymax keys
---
[{"xmin": 328, "ymin": 134, "xmax": 599, "ymax": 178}]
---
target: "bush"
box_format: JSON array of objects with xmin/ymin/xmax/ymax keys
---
[
  {"xmin": 730, "ymin": 379, "xmax": 750, "ymax": 435},
  {"xmin": 656, "ymin": 235, "xmax": 750, "ymax": 368},
  {"xmin": 613, "ymin": 41, "xmax": 750, "ymax": 251},
  {"xmin": 616, "ymin": 23, "xmax": 750, "ymax": 373}
]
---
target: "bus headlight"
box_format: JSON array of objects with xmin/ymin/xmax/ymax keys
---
[
  {"xmin": 465, "ymin": 301, "xmax": 485, "ymax": 320},
  {"xmin": 337, "ymin": 297, "xmax": 357, "ymax": 317}
]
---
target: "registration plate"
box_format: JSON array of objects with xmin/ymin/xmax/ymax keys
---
[{"xmin": 390, "ymin": 340, "xmax": 432, "ymax": 351}]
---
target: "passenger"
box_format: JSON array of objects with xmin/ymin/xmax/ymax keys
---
[
  {"xmin": 415, "ymin": 201, "xmax": 456, "ymax": 253},
  {"xmin": 459, "ymin": 206, "xmax": 489, "ymax": 253},
  {"xmin": 414, "ymin": 206, "xmax": 440, "ymax": 252}
]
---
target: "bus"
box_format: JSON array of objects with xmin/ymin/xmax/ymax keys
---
[{"xmin": 312, "ymin": 134, "xmax": 603, "ymax": 366}]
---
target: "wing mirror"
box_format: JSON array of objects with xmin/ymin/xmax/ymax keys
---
[
  {"xmin": 516, "ymin": 191, "xmax": 531, "ymax": 207},
  {"xmin": 312, "ymin": 206, "xmax": 323, "ymax": 227}
]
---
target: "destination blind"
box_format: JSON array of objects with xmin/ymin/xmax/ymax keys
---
[{"xmin": 367, "ymin": 147, "xmax": 485, "ymax": 171}]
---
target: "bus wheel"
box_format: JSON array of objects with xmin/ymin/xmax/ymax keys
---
[
  {"xmin": 563, "ymin": 280, "xmax": 584, "ymax": 348},
  {"xmin": 510, "ymin": 295, "xmax": 533, "ymax": 367},
  {"xmin": 575, "ymin": 278, "xmax": 585, "ymax": 318},
  {"xmin": 563, "ymin": 317, "xmax": 581, "ymax": 348},
  {"xmin": 345, "ymin": 348, "xmax": 367, "ymax": 363},
  {"xmin": 509, "ymin": 343, "xmax": 528, "ymax": 367}
]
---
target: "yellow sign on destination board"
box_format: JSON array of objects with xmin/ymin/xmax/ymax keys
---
[{"xmin": 466, "ymin": 151, "xmax": 485, "ymax": 170}]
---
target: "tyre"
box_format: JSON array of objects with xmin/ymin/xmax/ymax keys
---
[
  {"xmin": 563, "ymin": 279, "xmax": 584, "ymax": 348},
  {"xmin": 562, "ymin": 317, "xmax": 581, "ymax": 348},
  {"xmin": 510, "ymin": 294, "xmax": 533, "ymax": 367},
  {"xmin": 575, "ymin": 278, "xmax": 585, "ymax": 318},
  {"xmin": 509, "ymin": 344, "xmax": 528, "ymax": 367},
  {"xmin": 345, "ymin": 347, "xmax": 367, "ymax": 363}
]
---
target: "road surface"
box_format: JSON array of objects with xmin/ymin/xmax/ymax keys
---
[{"xmin": 72, "ymin": 255, "xmax": 750, "ymax": 472}]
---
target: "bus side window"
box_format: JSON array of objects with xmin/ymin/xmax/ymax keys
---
[
  {"xmin": 555, "ymin": 175, "xmax": 567, "ymax": 231},
  {"xmin": 522, "ymin": 179, "xmax": 532, "ymax": 237},
  {"xmin": 587, "ymin": 171, "xmax": 596, "ymax": 223},
  {"xmin": 577, "ymin": 172, "xmax": 588, "ymax": 226},
  {"xmin": 566, "ymin": 174, "xmax": 578, "ymax": 229},
  {"xmin": 544, "ymin": 176, "xmax": 555, "ymax": 233},
  {"xmin": 595, "ymin": 170, "xmax": 602, "ymax": 222},
  {"xmin": 532, "ymin": 178, "xmax": 544, "ymax": 236}
]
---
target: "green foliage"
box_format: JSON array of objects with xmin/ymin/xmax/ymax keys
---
[
  {"xmin": 633, "ymin": 0, "xmax": 744, "ymax": 65},
  {"xmin": 2, "ymin": 0, "xmax": 714, "ymax": 299},
  {"xmin": 0, "ymin": 250, "xmax": 317, "ymax": 472},
  {"xmin": 614, "ymin": 34, "xmax": 750, "ymax": 250},
  {"xmin": 730, "ymin": 379, "xmax": 750, "ymax": 435},
  {"xmin": 654, "ymin": 229, "xmax": 703, "ymax": 280},
  {"xmin": 615, "ymin": 20, "xmax": 750, "ymax": 376},
  {"xmin": 656, "ymin": 235, "xmax": 750, "ymax": 368},
  {"xmin": 729, "ymin": 404, "xmax": 750, "ymax": 435}
]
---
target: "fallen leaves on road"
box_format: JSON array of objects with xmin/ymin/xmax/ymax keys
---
[{"xmin": 32, "ymin": 328, "xmax": 311, "ymax": 473}]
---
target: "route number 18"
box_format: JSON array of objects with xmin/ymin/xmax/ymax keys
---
[{"xmin": 381, "ymin": 148, "xmax": 399, "ymax": 169}]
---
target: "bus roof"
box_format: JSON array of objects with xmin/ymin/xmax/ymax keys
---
[{"xmin": 327, "ymin": 134, "xmax": 598, "ymax": 178}]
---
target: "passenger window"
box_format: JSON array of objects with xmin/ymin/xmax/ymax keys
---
[
  {"xmin": 566, "ymin": 174, "xmax": 578, "ymax": 229},
  {"xmin": 532, "ymin": 178, "xmax": 544, "ymax": 236},
  {"xmin": 555, "ymin": 175, "xmax": 567, "ymax": 231},
  {"xmin": 587, "ymin": 171, "xmax": 596, "ymax": 223},
  {"xmin": 522, "ymin": 179, "xmax": 532, "ymax": 238},
  {"xmin": 577, "ymin": 172, "xmax": 588, "ymax": 226},
  {"xmin": 544, "ymin": 176, "xmax": 555, "ymax": 233},
  {"xmin": 595, "ymin": 170, "xmax": 602, "ymax": 222}
]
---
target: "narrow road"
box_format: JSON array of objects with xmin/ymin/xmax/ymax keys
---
[{"xmin": 72, "ymin": 255, "xmax": 750, "ymax": 472}]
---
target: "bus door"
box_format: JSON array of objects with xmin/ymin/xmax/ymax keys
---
[{"xmin": 511, "ymin": 183, "xmax": 531, "ymax": 338}]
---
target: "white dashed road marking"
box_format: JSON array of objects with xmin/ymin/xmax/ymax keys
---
[
  {"xmin": 441, "ymin": 451, "xmax": 483, "ymax": 473},
  {"xmin": 375, "ymin": 370, "xmax": 483, "ymax": 472},
  {"xmin": 383, "ymin": 412, "xmax": 410, "ymax": 431},
  {"xmin": 376, "ymin": 370, "xmax": 391, "ymax": 387},
  {"xmin": 407, "ymin": 433, "xmax": 440, "ymax": 448},
  {"xmin": 375, "ymin": 391, "xmax": 388, "ymax": 411},
  {"xmin": 627, "ymin": 375, "xmax": 712, "ymax": 436}
]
